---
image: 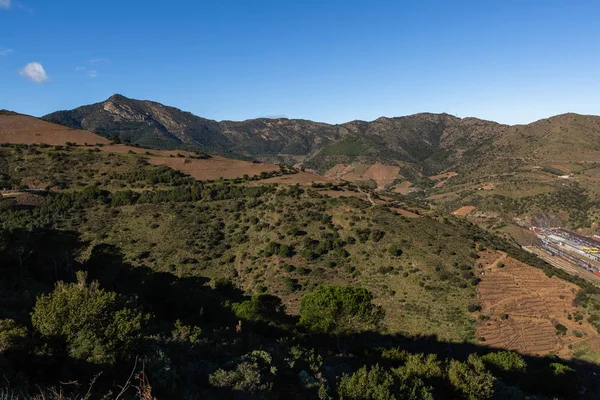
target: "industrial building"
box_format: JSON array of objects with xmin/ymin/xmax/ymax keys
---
[{"xmin": 532, "ymin": 227, "xmax": 600, "ymax": 275}]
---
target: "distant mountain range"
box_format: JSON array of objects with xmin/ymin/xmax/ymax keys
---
[
  {"xmin": 42, "ymin": 95, "xmax": 507, "ymax": 172},
  {"xmin": 43, "ymin": 95, "xmax": 600, "ymax": 193}
]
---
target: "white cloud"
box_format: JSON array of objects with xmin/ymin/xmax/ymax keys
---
[
  {"xmin": 19, "ymin": 62, "xmax": 48, "ymax": 83},
  {"xmin": 74, "ymin": 65, "xmax": 99, "ymax": 78},
  {"xmin": 0, "ymin": 48, "xmax": 12, "ymax": 56},
  {"xmin": 0, "ymin": 0, "xmax": 11, "ymax": 9},
  {"xmin": 89, "ymin": 58, "xmax": 110, "ymax": 64}
]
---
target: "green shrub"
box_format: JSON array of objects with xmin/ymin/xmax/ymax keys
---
[
  {"xmin": 338, "ymin": 364, "xmax": 395, "ymax": 400},
  {"xmin": 299, "ymin": 285, "xmax": 384, "ymax": 335},
  {"xmin": 232, "ymin": 294, "xmax": 284, "ymax": 322},
  {"xmin": 0, "ymin": 319, "xmax": 28, "ymax": 352},
  {"xmin": 447, "ymin": 355, "xmax": 495, "ymax": 400},
  {"xmin": 481, "ymin": 351, "xmax": 526, "ymax": 372},
  {"xmin": 388, "ymin": 245, "xmax": 403, "ymax": 257},
  {"xmin": 555, "ymin": 323, "xmax": 567, "ymax": 335},
  {"xmin": 31, "ymin": 272, "xmax": 145, "ymax": 364},
  {"xmin": 209, "ymin": 350, "xmax": 275, "ymax": 393}
]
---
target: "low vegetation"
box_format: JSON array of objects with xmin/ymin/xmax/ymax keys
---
[{"xmin": 1, "ymin": 144, "xmax": 600, "ymax": 398}]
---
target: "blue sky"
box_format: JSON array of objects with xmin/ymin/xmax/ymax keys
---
[{"xmin": 1, "ymin": 0, "xmax": 599, "ymax": 124}]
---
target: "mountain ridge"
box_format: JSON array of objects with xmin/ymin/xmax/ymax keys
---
[
  {"xmin": 42, "ymin": 95, "xmax": 600, "ymax": 226},
  {"xmin": 43, "ymin": 94, "xmax": 511, "ymax": 171}
]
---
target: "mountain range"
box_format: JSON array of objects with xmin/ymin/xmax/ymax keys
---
[
  {"xmin": 44, "ymin": 95, "xmax": 600, "ymax": 176},
  {"xmin": 41, "ymin": 95, "xmax": 600, "ymax": 228}
]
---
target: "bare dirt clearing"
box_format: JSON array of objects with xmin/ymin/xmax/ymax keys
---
[
  {"xmin": 359, "ymin": 163, "xmax": 401, "ymax": 189},
  {"xmin": 258, "ymin": 171, "xmax": 337, "ymax": 185},
  {"xmin": 0, "ymin": 115, "xmax": 110, "ymax": 146},
  {"xmin": 452, "ymin": 206, "xmax": 476, "ymax": 216},
  {"xmin": 325, "ymin": 162, "xmax": 402, "ymax": 189},
  {"xmin": 476, "ymin": 250, "xmax": 600, "ymax": 358},
  {"xmin": 0, "ymin": 115, "xmax": 288, "ymax": 181},
  {"xmin": 391, "ymin": 207, "xmax": 421, "ymax": 218},
  {"xmin": 393, "ymin": 181, "xmax": 414, "ymax": 195},
  {"xmin": 429, "ymin": 171, "xmax": 458, "ymax": 181},
  {"xmin": 146, "ymin": 155, "xmax": 279, "ymax": 180}
]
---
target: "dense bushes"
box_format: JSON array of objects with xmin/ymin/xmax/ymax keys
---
[
  {"xmin": 299, "ymin": 285, "xmax": 384, "ymax": 335},
  {"xmin": 31, "ymin": 271, "xmax": 146, "ymax": 364}
]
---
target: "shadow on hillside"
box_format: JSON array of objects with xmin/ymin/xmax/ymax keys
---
[
  {"xmin": 309, "ymin": 330, "xmax": 600, "ymax": 398},
  {"xmin": 85, "ymin": 243, "xmax": 246, "ymax": 324}
]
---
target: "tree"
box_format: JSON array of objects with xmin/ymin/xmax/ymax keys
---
[
  {"xmin": 0, "ymin": 319, "xmax": 28, "ymax": 352},
  {"xmin": 338, "ymin": 363, "xmax": 435, "ymax": 400},
  {"xmin": 481, "ymin": 351, "xmax": 526, "ymax": 373},
  {"xmin": 338, "ymin": 364, "xmax": 395, "ymax": 400},
  {"xmin": 31, "ymin": 271, "xmax": 146, "ymax": 364},
  {"xmin": 209, "ymin": 350, "xmax": 276, "ymax": 394},
  {"xmin": 299, "ymin": 285, "xmax": 384, "ymax": 336},
  {"xmin": 448, "ymin": 355, "xmax": 495, "ymax": 400},
  {"xmin": 388, "ymin": 245, "xmax": 403, "ymax": 257},
  {"xmin": 232, "ymin": 294, "xmax": 284, "ymax": 322}
]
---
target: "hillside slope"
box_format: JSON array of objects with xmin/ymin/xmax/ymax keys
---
[
  {"xmin": 3, "ymin": 115, "xmax": 600, "ymax": 397},
  {"xmin": 43, "ymin": 95, "xmax": 507, "ymax": 173},
  {"xmin": 44, "ymin": 94, "xmax": 230, "ymax": 150},
  {"xmin": 44, "ymin": 95, "xmax": 600, "ymax": 179},
  {"xmin": 42, "ymin": 96, "xmax": 600, "ymax": 228}
]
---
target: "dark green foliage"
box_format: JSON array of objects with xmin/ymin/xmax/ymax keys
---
[
  {"xmin": 232, "ymin": 294, "xmax": 284, "ymax": 322},
  {"xmin": 467, "ymin": 303, "xmax": 481, "ymax": 313},
  {"xmin": 299, "ymin": 285, "xmax": 384, "ymax": 335},
  {"xmin": 555, "ymin": 323, "xmax": 568, "ymax": 335},
  {"xmin": 209, "ymin": 350, "xmax": 276, "ymax": 394},
  {"xmin": 481, "ymin": 351, "xmax": 527, "ymax": 373},
  {"xmin": 337, "ymin": 364, "xmax": 396, "ymax": 400},
  {"xmin": 0, "ymin": 319, "xmax": 28, "ymax": 352},
  {"xmin": 388, "ymin": 244, "xmax": 403, "ymax": 257},
  {"xmin": 31, "ymin": 271, "xmax": 146, "ymax": 364},
  {"xmin": 447, "ymin": 355, "xmax": 495, "ymax": 400},
  {"xmin": 320, "ymin": 139, "xmax": 370, "ymax": 157}
]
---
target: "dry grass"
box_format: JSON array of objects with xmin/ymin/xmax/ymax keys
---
[{"xmin": 0, "ymin": 115, "xmax": 110, "ymax": 146}]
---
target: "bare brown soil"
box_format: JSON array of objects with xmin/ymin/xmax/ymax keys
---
[
  {"xmin": 391, "ymin": 207, "xmax": 421, "ymax": 218},
  {"xmin": 360, "ymin": 163, "xmax": 401, "ymax": 188},
  {"xmin": 102, "ymin": 144, "xmax": 197, "ymax": 157},
  {"xmin": 393, "ymin": 181, "xmax": 414, "ymax": 195},
  {"xmin": 452, "ymin": 206, "xmax": 476, "ymax": 216},
  {"xmin": 325, "ymin": 163, "xmax": 401, "ymax": 189},
  {"xmin": 320, "ymin": 190, "xmax": 369, "ymax": 201},
  {"xmin": 259, "ymin": 171, "xmax": 337, "ymax": 185},
  {"xmin": 146, "ymin": 155, "xmax": 279, "ymax": 180},
  {"xmin": 324, "ymin": 164, "xmax": 348, "ymax": 178},
  {"xmin": 428, "ymin": 171, "xmax": 458, "ymax": 181},
  {"xmin": 476, "ymin": 250, "xmax": 600, "ymax": 358},
  {"xmin": 504, "ymin": 226, "xmax": 541, "ymax": 247},
  {"xmin": 0, "ymin": 115, "xmax": 284, "ymax": 181},
  {"xmin": 0, "ymin": 115, "xmax": 110, "ymax": 146}
]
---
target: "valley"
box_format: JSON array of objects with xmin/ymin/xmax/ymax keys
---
[{"xmin": 2, "ymin": 107, "xmax": 600, "ymax": 398}]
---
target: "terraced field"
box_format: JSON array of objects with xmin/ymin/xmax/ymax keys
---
[{"xmin": 476, "ymin": 250, "xmax": 600, "ymax": 358}]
